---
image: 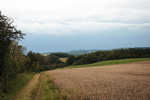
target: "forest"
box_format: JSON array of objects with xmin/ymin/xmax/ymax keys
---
[{"xmin": 0, "ymin": 13, "xmax": 150, "ymax": 99}]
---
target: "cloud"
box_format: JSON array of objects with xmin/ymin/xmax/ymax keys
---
[
  {"xmin": 15, "ymin": 21, "xmax": 150, "ymax": 35},
  {"xmin": 1, "ymin": 0, "xmax": 150, "ymax": 35}
]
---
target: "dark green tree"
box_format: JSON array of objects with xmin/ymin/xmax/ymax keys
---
[
  {"xmin": 66, "ymin": 55, "xmax": 76, "ymax": 66},
  {"xmin": 49, "ymin": 55, "xmax": 59, "ymax": 64},
  {"xmin": 27, "ymin": 51, "xmax": 41, "ymax": 72},
  {"xmin": 84, "ymin": 54, "xmax": 98, "ymax": 63},
  {"xmin": 0, "ymin": 13, "xmax": 25, "ymax": 76}
]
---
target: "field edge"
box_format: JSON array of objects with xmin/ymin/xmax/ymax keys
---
[{"xmin": 63, "ymin": 58, "xmax": 150, "ymax": 69}]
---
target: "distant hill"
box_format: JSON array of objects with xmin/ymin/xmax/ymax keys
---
[
  {"xmin": 66, "ymin": 50, "xmax": 99, "ymax": 55},
  {"xmin": 41, "ymin": 47, "xmax": 150, "ymax": 56},
  {"xmin": 41, "ymin": 50, "xmax": 99, "ymax": 56},
  {"xmin": 41, "ymin": 53, "xmax": 51, "ymax": 56}
]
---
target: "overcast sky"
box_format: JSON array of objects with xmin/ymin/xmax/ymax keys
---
[{"xmin": 1, "ymin": 0, "xmax": 150, "ymax": 53}]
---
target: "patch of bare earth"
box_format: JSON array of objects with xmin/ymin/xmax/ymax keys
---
[
  {"xmin": 11, "ymin": 74, "xmax": 40, "ymax": 100},
  {"xmin": 46, "ymin": 61, "xmax": 150, "ymax": 100}
]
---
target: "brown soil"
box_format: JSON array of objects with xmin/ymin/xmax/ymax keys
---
[
  {"xmin": 46, "ymin": 61, "xmax": 150, "ymax": 100},
  {"xmin": 11, "ymin": 74, "xmax": 40, "ymax": 100}
]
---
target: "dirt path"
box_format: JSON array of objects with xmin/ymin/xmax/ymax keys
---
[
  {"xmin": 11, "ymin": 74, "xmax": 40, "ymax": 100},
  {"xmin": 35, "ymin": 76, "xmax": 42, "ymax": 100}
]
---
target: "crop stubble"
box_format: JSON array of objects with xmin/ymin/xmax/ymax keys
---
[{"xmin": 46, "ymin": 61, "xmax": 150, "ymax": 100}]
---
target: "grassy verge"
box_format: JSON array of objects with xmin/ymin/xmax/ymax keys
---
[
  {"xmin": 64, "ymin": 58, "xmax": 150, "ymax": 69},
  {"xmin": 40, "ymin": 72, "xmax": 91, "ymax": 100},
  {"xmin": 0, "ymin": 73, "xmax": 36, "ymax": 100},
  {"xmin": 40, "ymin": 73, "xmax": 68, "ymax": 100}
]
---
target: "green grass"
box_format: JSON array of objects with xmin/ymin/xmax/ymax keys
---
[
  {"xmin": 40, "ymin": 73, "xmax": 64, "ymax": 100},
  {"xmin": 63, "ymin": 58, "xmax": 150, "ymax": 69},
  {"xmin": 0, "ymin": 73, "xmax": 36, "ymax": 100}
]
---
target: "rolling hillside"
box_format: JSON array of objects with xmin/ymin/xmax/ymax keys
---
[
  {"xmin": 42, "ymin": 50, "xmax": 99, "ymax": 56},
  {"xmin": 42, "ymin": 47, "xmax": 150, "ymax": 56}
]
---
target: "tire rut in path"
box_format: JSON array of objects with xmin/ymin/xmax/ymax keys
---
[{"xmin": 34, "ymin": 75, "xmax": 42, "ymax": 100}]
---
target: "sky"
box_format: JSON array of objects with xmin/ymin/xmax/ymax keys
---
[{"xmin": 1, "ymin": 0, "xmax": 150, "ymax": 53}]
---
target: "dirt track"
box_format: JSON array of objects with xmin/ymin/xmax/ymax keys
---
[
  {"xmin": 11, "ymin": 74, "xmax": 40, "ymax": 100},
  {"xmin": 46, "ymin": 61, "xmax": 150, "ymax": 100}
]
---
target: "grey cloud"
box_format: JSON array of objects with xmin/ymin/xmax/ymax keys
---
[{"xmin": 1, "ymin": 0, "xmax": 150, "ymax": 35}]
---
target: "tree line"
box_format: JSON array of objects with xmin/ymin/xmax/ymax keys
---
[{"xmin": 65, "ymin": 48, "xmax": 150, "ymax": 66}]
